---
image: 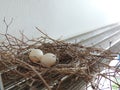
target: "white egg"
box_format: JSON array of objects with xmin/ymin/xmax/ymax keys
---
[
  {"xmin": 29, "ymin": 49, "xmax": 43, "ymax": 63},
  {"xmin": 41, "ymin": 53, "xmax": 56, "ymax": 67}
]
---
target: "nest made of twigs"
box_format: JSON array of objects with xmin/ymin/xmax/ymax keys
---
[{"xmin": 0, "ymin": 20, "xmax": 119, "ymax": 90}]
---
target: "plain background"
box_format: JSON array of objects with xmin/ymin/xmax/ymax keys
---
[{"xmin": 0, "ymin": 0, "xmax": 120, "ymax": 40}]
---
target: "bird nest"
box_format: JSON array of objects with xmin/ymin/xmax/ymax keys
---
[{"xmin": 0, "ymin": 19, "xmax": 120, "ymax": 90}]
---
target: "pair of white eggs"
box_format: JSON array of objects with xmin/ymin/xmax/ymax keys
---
[{"xmin": 29, "ymin": 49, "xmax": 56, "ymax": 67}]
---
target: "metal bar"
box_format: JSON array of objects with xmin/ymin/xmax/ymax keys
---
[
  {"xmin": 0, "ymin": 73, "xmax": 4, "ymax": 90},
  {"xmin": 64, "ymin": 23, "xmax": 119, "ymax": 43},
  {"xmin": 5, "ymin": 78, "xmax": 29, "ymax": 90},
  {"xmin": 0, "ymin": 66, "xmax": 17, "ymax": 74}
]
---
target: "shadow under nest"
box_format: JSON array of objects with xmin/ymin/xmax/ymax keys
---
[{"xmin": 0, "ymin": 28, "xmax": 114, "ymax": 90}]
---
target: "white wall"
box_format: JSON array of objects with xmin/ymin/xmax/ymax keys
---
[{"xmin": 0, "ymin": 0, "xmax": 120, "ymax": 40}]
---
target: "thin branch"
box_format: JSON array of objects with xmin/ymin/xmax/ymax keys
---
[
  {"xmin": 99, "ymin": 74, "xmax": 120, "ymax": 87},
  {"xmin": 16, "ymin": 59, "xmax": 51, "ymax": 90}
]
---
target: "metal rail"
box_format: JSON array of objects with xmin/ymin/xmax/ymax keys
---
[
  {"xmin": 64, "ymin": 23, "xmax": 119, "ymax": 43},
  {"xmin": 0, "ymin": 73, "xmax": 4, "ymax": 90}
]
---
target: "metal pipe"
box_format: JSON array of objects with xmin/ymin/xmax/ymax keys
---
[{"xmin": 0, "ymin": 73, "xmax": 4, "ymax": 90}]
